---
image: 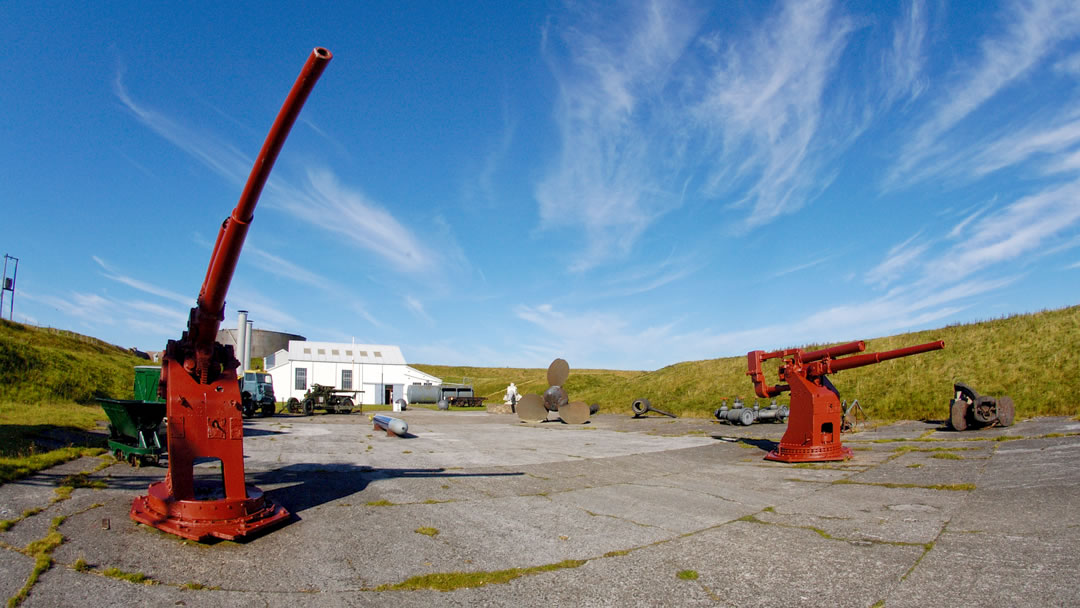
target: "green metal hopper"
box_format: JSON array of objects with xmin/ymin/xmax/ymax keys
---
[{"xmin": 97, "ymin": 398, "xmax": 166, "ymax": 466}]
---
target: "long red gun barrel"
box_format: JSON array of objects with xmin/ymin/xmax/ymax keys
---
[
  {"xmin": 189, "ymin": 47, "xmax": 332, "ymax": 377},
  {"xmin": 827, "ymin": 340, "xmax": 945, "ymax": 373},
  {"xmin": 801, "ymin": 340, "xmax": 865, "ymax": 363}
]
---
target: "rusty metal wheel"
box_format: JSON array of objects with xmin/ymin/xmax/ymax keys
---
[
  {"xmin": 996, "ymin": 396, "xmax": 1015, "ymax": 427},
  {"xmin": 287, "ymin": 397, "xmax": 300, "ymax": 413},
  {"xmin": 303, "ymin": 398, "xmax": 315, "ymax": 416},
  {"xmin": 949, "ymin": 399, "xmax": 970, "ymax": 432}
]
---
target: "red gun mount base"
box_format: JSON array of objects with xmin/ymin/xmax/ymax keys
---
[
  {"xmin": 748, "ymin": 339, "xmax": 944, "ymax": 464},
  {"xmin": 131, "ymin": 481, "xmax": 289, "ymax": 542},
  {"xmin": 764, "ymin": 372, "xmax": 852, "ymax": 463},
  {"xmin": 127, "ymin": 48, "xmax": 331, "ymax": 541},
  {"xmin": 131, "ymin": 352, "xmax": 289, "ymax": 542}
]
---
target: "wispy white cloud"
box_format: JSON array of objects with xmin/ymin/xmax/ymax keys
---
[
  {"xmin": 969, "ymin": 115, "xmax": 1080, "ymax": 178},
  {"xmin": 594, "ymin": 252, "xmax": 699, "ymax": 298},
  {"xmin": 17, "ymin": 288, "xmax": 183, "ymax": 346},
  {"xmin": 515, "ymin": 302, "xmax": 677, "ymax": 368},
  {"xmin": 769, "ymin": 256, "xmax": 832, "ymax": 280},
  {"xmin": 881, "ymin": 0, "xmax": 928, "ymax": 106},
  {"xmin": 694, "ymin": 0, "xmax": 855, "ymax": 227},
  {"xmin": 284, "ymin": 169, "xmax": 437, "ymax": 274},
  {"xmin": 864, "ymin": 231, "xmax": 930, "ymax": 288},
  {"xmin": 115, "ymin": 70, "xmax": 446, "ymax": 277},
  {"xmin": 226, "ymin": 287, "xmax": 302, "ymax": 332},
  {"xmin": 403, "ymin": 295, "xmax": 434, "ymax": 326},
  {"xmin": 930, "ymin": 180, "xmax": 1080, "ymax": 282},
  {"xmin": 92, "ymin": 256, "xmax": 191, "ymax": 306},
  {"xmin": 889, "ymin": 0, "xmax": 1080, "ymax": 185},
  {"xmin": 536, "ymin": 0, "xmax": 702, "ymax": 270},
  {"xmin": 114, "ymin": 69, "xmax": 251, "ymax": 185}
]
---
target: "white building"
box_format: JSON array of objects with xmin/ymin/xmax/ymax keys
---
[{"xmin": 265, "ymin": 341, "xmax": 440, "ymax": 405}]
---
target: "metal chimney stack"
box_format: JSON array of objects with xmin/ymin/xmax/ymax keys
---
[
  {"xmin": 244, "ymin": 319, "xmax": 253, "ymax": 372},
  {"xmin": 237, "ymin": 310, "xmax": 248, "ymax": 371}
]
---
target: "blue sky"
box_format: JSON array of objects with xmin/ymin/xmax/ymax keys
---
[{"xmin": 2, "ymin": 0, "xmax": 1079, "ymax": 371}]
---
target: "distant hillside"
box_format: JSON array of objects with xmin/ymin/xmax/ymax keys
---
[
  {"xmin": 2, "ymin": 306, "xmax": 1077, "ymax": 422},
  {"xmin": 0, "ymin": 319, "xmax": 149, "ymax": 404},
  {"xmin": 416, "ymin": 305, "xmax": 1080, "ymax": 421}
]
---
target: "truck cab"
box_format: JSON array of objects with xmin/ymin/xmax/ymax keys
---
[{"xmin": 240, "ymin": 372, "xmax": 276, "ymax": 417}]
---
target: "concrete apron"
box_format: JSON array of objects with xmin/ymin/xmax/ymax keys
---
[{"xmin": 2, "ymin": 412, "xmax": 1078, "ymax": 607}]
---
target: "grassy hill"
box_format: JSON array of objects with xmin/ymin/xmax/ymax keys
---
[
  {"xmin": 0, "ymin": 319, "xmax": 149, "ymax": 405},
  {"xmin": 415, "ymin": 305, "xmax": 1080, "ymax": 421}
]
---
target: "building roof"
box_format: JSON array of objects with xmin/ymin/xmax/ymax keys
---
[{"xmin": 267, "ymin": 340, "xmax": 408, "ymax": 368}]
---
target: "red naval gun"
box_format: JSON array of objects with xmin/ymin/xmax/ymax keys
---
[
  {"xmin": 747, "ymin": 339, "xmax": 944, "ymax": 463},
  {"xmin": 130, "ymin": 48, "xmax": 332, "ymax": 541}
]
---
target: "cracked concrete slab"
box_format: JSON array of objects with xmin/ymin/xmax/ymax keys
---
[{"xmin": 3, "ymin": 412, "xmax": 1078, "ymax": 606}]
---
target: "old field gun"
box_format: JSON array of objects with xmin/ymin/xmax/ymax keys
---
[
  {"xmin": 747, "ymin": 339, "xmax": 944, "ymax": 463},
  {"xmin": 130, "ymin": 48, "xmax": 332, "ymax": 541}
]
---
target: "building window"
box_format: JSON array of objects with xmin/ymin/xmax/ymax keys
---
[
  {"xmin": 359, "ymin": 351, "xmax": 368, "ymax": 357},
  {"xmin": 346, "ymin": 350, "xmax": 353, "ymax": 356},
  {"xmin": 374, "ymin": 351, "xmax": 382, "ymax": 357},
  {"xmin": 341, "ymin": 369, "xmax": 353, "ymax": 390},
  {"xmin": 332, "ymin": 349, "xmax": 339, "ymax": 356},
  {"xmin": 318, "ymin": 349, "xmax": 326, "ymax": 355},
  {"xmin": 295, "ymin": 368, "xmax": 308, "ymax": 391},
  {"xmin": 303, "ymin": 348, "xmax": 311, "ymax": 354}
]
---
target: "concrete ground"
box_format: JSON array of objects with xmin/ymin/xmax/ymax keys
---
[{"xmin": 2, "ymin": 409, "xmax": 1077, "ymax": 607}]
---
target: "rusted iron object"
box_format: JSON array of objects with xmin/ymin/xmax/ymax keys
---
[
  {"xmin": 947, "ymin": 383, "xmax": 1014, "ymax": 431},
  {"xmin": 631, "ymin": 398, "xmax": 676, "ymax": 418},
  {"xmin": 373, "ymin": 414, "xmax": 409, "ymax": 437},
  {"xmin": 131, "ymin": 48, "xmax": 332, "ymax": 542},
  {"xmin": 747, "ymin": 339, "xmax": 944, "ymax": 463}
]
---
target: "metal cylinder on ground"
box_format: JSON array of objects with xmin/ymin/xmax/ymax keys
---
[
  {"xmin": 714, "ymin": 404, "xmax": 756, "ymax": 425},
  {"xmin": 373, "ymin": 414, "xmax": 408, "ymax": 437}
]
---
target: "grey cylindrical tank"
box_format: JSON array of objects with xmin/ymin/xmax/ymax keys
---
[{"xmin": 407, "ymin": 385, "xmax": 441, "ymax": 404}]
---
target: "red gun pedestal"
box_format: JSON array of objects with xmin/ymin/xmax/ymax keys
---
[
  {"xmin": 764, "ymin": 370, "xmax": 852, "ymax": 463},
  {"xmin": 748, "ymin": 339, "xmax": 945, "ymax": 464},
  {"xmin": 129, "ymin": 47, "xmax": 331, "ymax": 541},
  {"xmin": 130, "ymin": 357, "xmax": 289, "ymax": 541}
]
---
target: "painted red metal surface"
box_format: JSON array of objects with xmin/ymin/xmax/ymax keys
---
[
  {"xmin": 131, "ymin": 48, "xmax": 332, "ymax": 542},
  {"xmin": 747, "ymin": 339, "xmax": 944, "ymax": 463}
]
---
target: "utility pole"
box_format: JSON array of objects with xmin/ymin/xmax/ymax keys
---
[{"xmin": 1, "ymin": 254, "xmax": 17, "ymax": 321}]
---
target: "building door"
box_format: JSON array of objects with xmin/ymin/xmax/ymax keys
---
[{"xmin": 384, "ymin": 385, "xmax": 393, "ymax": 405}]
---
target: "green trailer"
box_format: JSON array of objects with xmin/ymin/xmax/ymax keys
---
[
  {"xmin": 133, "ymin": 365, "xmax": 165, "ymax": 403},
  {"xmin": 97, "ymin": 398, "xmax": 166, "ymax": 466}
]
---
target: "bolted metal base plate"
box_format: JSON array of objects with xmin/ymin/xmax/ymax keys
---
[
  {"xmin": 131, "ymin": 480, "xmax": 290, "ymax": 542},
  {"xmin": 765, "ymin": 444, "xmax": 853, "ymax": 463}
]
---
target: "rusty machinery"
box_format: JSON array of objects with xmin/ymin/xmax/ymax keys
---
[
  {"xmin": 747, "ymin": 339, "xmax": 944, "ymax": 463},
  {"xmin": 714, "ymin": 398, "xmax": 789, "ymax": 426},
  {"xmin": 630, "ymin": 398, "xmax": 676, "ymax": 418},
  {"xmin": 517, "ymin": 359, "xmax": 595, "ymax": 424},
  {"xmin": 130, "ymin": 48, "xmax": 332, "ymax": 541},
  {"xmin": 947, "ymin": 382, "xmax": 1015, "ymax": 431}
]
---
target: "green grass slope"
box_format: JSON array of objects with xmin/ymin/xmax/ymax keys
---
[
  {"xmin": 416, "ymin": 305, "xmax": 1080, "ymax": 421},
  {"xmin": 0, "ymin": 319, "xmax": 148, "ymax": 405}
]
